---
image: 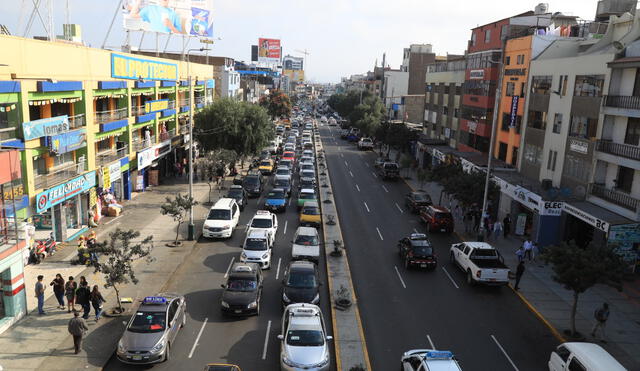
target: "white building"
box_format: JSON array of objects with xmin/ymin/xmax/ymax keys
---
[{"xmin": 383, "ymin": 70, "xmax": 408, "ymax": 120}]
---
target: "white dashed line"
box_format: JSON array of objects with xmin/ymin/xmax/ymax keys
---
[
  {"xmin": 376, "ymin": 227, "xmax": 384, "ymax": 241},
  {"xmin": 275, "ymin": 258, "xmax": 282, "ymax": 280},
  {"xmin": 349, "ymin": 171, "xmax": 354, "ymax": 178},
  {"xmin": 340, "ymin": 153, "xmax": 344, "ymax": 158},
  {"xmin": 262, "ymin": 320, "xmax": 272, "ymax": 360},
  {"xmin": 364, "ymin": 202, "xmax": 370, "ymax": 213},
  {"xmin": 441, "ymin": 267, "xmax": 460, "ymax": 289},
  {"xmin": 394, "ymin": 266, "xmax": 407, "ymax": 288},
  {"xmin": 413, "ymin": 228, "xmax": 419, "ymax": 233},
  {"xmin": 188, "ymin": 317, "xmax": 208, "ymax": 358},
  {"xmin": 223, "ymin": 257, "xmax": 235, "ymax": 278},
  {"xmin": 344, "ymin": 160, "xmax": 348, "ymax": 167},
  {"xmin": 427, "ymin": 335, "xmax": 435, "ymax": 349},
  {"xmin": 364, "ymin": 163, "xmax": 369, "ymax": 168},
  {"xmin": 284, "ymin": 220, "xmax": 288, "ymax": 234},
  {"xmin": 491, "ymin": 335, "xmax": 519, "ymax": 371},
  {"xmin": 355, "ymin": 184, "xmax": 360, "ymax": 192},
  {"xmin": 382, "ymin": 185, "xmax": 389, "ymax": 193},
  {"xmin": 372, "ymin": 172, "xmax": 377, "ymax": 178},
  {"xmin": 395, "ymin": 203, "xmax": 404, "ymax": 214}
]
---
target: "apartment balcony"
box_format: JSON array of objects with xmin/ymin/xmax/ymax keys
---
[
  {"xmin": 603, "ymin": 95, "xmax": 640, "ymax": 110},
  {"xmin": 0, "ymin": 126, "xmax": 17, "ymax": 141},
  {"xmin": 95, "ymin": 107, "xmax": 128, "ymax": 125},
  {"xmin": 34, "ymin": 161, "xmax": 86, "ymax": 190},
  {"xmin": 178, "ymin": 98, "xmax": 190, "ymax": 107},
  {"xmin": 167, "ymin": 100, "xmax": 176, "ymax": 109},
  {"xmin": 132, "ymin": 106, "xmax": 146, "ymax": 116},
  {"xmin": 132, "ymin": 136, "xmax": 156, "ymax": 152},
  {"xmin": 159, "ymin": 129, "xmax": 176, "ymax": 142},
  {"xmin": 596, "ymin": 140, "xmax": 640, "ymax": 162},
  {"xmin": 96, "ymin": 146, "xmax": 129, "ymax": 167},
  {"xmin": 588, "ymin": 183, "xmax": 640, "ymax": 212},
  {"xmin": 68, "ymin": 113, "xmax": 86, "ymax": 129}
]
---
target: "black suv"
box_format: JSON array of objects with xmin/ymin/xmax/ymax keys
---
[
  {"xmin": 405, "ymin": 191, "xmax": 432, "ymax": 213},
  {"xmin": 281, "ymin": 260, "xmax": 320, "ymax": 308},
  {"xmin": 220, "ymin": 262, "xmax": 263, "ymax": 316},
  {"xmin": 397, "ymin": 233, "xmax": 437, "ymax": 270},
  {"xmin": 226, "ymin": 185, "xmax": 248, "ymax": 211},
  {"xmin": 242, "ymin": 172, "xmax": 264, "ymax": 198}
]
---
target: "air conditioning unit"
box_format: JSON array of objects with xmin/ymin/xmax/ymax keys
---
[{"xmin": 541, "ymin": 179, "xmax": 553, "ymax": 190}]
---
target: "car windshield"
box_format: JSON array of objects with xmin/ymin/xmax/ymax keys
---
[
  {"xmin": 208, "ymin": 209, "xmax": 230, "ymax": 220},
  {"xmin": 276, "ymin": 169, "xmax": 289, "ymax": 176},
  {"xmin": 260, "ymin": 161, "xmax": 271, "ymax": 167},
  {"xmin": 251, "ymin": 218, "xmax": 272, "ymax": 228},
  {"xmin": 244, "ymin": 238, "xmax": 268, "ymax": 251},
  {"xmin": 287, "ymin": 270, "xmax": 317, "ymax": 288},
  {"xmin": 414, "ymin": 193, "xmax": 430, "ymax": 202},
  {"xmin": 411, "ymin": 246, "xmax": 434, "ymax": 256},
  {"xmin": 128, "ymin": 311, "xmax": 166, "ymax": 333},
  {"xmin": 295, "ymin": 234, "xmax": 319, "ymax": 245},
  {"xmin": 243, "ymin": 177, "xmax": 259, "ymax": 186},
  {"xmin": 384, "ymin": 164, "xmax": 399, "ymax": 170},
  {"xmin": 303, "ymin": 206, "xmax": 320, "ymax": 215},
  {"xmin": 268, "ymin": 191, "xmax": 285, "ymax": 199},
  {"xmin": 302, "ymin": 165, "xmax": 314, "ymax": 170},
  {"xmin": 226, "ymin": 278, "xmax": 257, "ymax": 291},
  {"xmin": 286, "ymin": 330, "xmax": 324, "ymax": 346},
  {"xmin": 275, "ymin": 179, "xmax": 290, "ymax": 187},
  {"xmin": 301, "ymin": 193, "xmax": 316, "ymax": 199}
]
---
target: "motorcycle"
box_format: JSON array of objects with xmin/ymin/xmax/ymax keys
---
[
  {"xmin": 35, "ymin": 232, "xmax": 57, "ymax": 257},
  {"xmin": 28, "ymin": 243, "xmax": 47, "ymax": 265}
]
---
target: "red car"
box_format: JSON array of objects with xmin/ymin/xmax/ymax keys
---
[
  {"xmin": 282, "ymin": 151, "xmax": 295, "ymax": 163},
  {"xmin": 420, "ymin": 205, "xmax": 454, "ymax": 234}
]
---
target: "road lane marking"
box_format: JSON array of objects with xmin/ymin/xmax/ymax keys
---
[
  {"xmin": 355, "ymin": 184, "xmax": 360, "ymax": 192},
  {"xmin": 394, "ymin": 266, "xmax": 407, "ymax": 288},
  {"xmin": 376, "ymin": 227, "xmax": 384, "ymax": 241},
  {"xmin": 364, "ymin": 163, "xmax": 369, "ymax": 168},
  {"xmin": 349, "ymin": 171, "xmax": 354, "ymax": 178},
  {"xmin": 340, "ymin": 153, "xmax": 344, "ymax": 158},
  {"xmin": 441, "ymin": 267, "xmax": 460, "ymax": 289},
  {"xmin": 275, "ymin": 258, "xmax": 282, "ymax": 280},
  {"xmin": 284, "ymin": 220, "xmax": 288, "ymax": 234},
  {"xmin": 427, "ymin": 335, "xmax": 435, "ymax": 349},
  {"xmin": 188, "ymin": 317, "xmax": 208, "ymax": 358},
  {"xmin": 395, "ymin": 203, "xmax": 404, "ymax": 214},
  {"xmin": 262, "ymin": 320, "xmax": 272, "ymax": 360},
  {"xmin": 223, "ymin": 257, "xmax": 235, "ymax": 278},
  {"xmin": 364, "ymin": 202, "xmax": 370, "ymax": 213},
  {"xmin": 344, "ymin": 160, "xmax": 348, "ymax": 167},
  {"xmin": 491, "ymin": 335, "xmax": 519, "ymax": 371},
  {"xmin": 288, "ymin": 197, "xmax": 292, "ymax": 206},
  {"xmin": 372, "ymin": 172, "xmax": 377, "ymax": 178},
  {"xmin": 382, "ymin": 185, "xmax": 389, "ymax": 193},
  {"xmin": 413, "ymin": 228, "xmax": 419, "ymax": 233}
]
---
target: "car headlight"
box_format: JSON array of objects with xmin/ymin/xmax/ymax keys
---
[
  {"xmin": 241, "ymin": 252, "xmax": 247, "ymax": 260},
  {"xmin": 221, "ymin": 301, "xmax": 229, "ymax": 308},
  {"xmin": 261, "ymin": 252, "xmax": 270, "ymax": 259},
  {"xmin": 312, "ymin": 293, "xmax": 320, "ymax": 304},
  {"xmin": 313, "ymin": 355, "xmax": 330, "ymax": 367},
  {"xmin": 222, "ymin": 225, "xmax": 231, "ymax": 230},
  {"xmin": 282, "ymin": 356, "xmax": 297, "ymax": 367},
  {"xmin": 150, "ymin": 339, "xmax": 166, "ymax": 354},
  {"xmin": 282, "ymin": 292, "xmax": 290, "ymax": 303},
  {"xmin": 247, "ymin": 301, "xmax": 258, "ymax": 309},
  {"xmin": 117, "ymin": 340, "xmax": 126, "ymax": 354}
]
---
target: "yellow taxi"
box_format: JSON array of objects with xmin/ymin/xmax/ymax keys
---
[
  {"xmin": 258, "ymin": 159, "xmax": 274, "ymax": 175},
  {"xmin": 300, "ymin": 201, "xmax": 321, "ymax": 227}
]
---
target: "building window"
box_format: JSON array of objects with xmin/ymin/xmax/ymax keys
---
[
  {"xmin": 454, "ymin": 108, "xmax": 460, "ymax": 118},
  {"xmin": 505, "ymin": 56, "xmax": 511, "ymax": 66},
  {"xmin": 52, "ymin": 152, "xmax": 74, "ymax": 168},
  {"xmin": 455, "ymin": 85, "xmax": 462, "ymax": 95},
  {"xmin": 443, "ymin": 106, "xmax": 449, "ymax": 116},
  {"xmin": 505, "ymin": 82, "xmax": 515, "ymax": 97},
  {"xmin": 498, "ymin": 142, "xmax": 508, "ymax": 162},
  {"xmin": 484, "ymin": 29, "xmax": 491, "ymax": 43},
  {"xmin": 547, "ymin": 150, "xmax": 558, "ymax": 171},
  {"xmin": 624, "ymin": 117, "xmax": 640, "ymax": 145},
  {"xmin": 96, "ymin": 138, "xmax": 111, "ymax": 153},
  {"xmin": 564, "ymin": 155, "xmax": 591, "ymax": 182},
  {"xmin": 520, "ymin": 82, "xmax": 526, "ymax": 98},
  {"xmin": 616, "ymin": 166, "xmax": 635, "ymax": 193},
  {"xmin": 552, "ymin": 113, "xmax": 563, "ymax": 134},
  {"xmin": 471, "ymin": 32, "xmax": 477, "ymax": 47},
  {"xmin": 527, "ymin": 110, "xmax": 547, "ymax": 130},
  {"xmin": 531, "ymin": 76, "xmax": 552, "ymax": 94},
  {"xmin": 524, "ymin": 143, "xmax": 543, "ymax": 165},
  {"xmin": 569, "ymin": 116, "xmax": 597, "ymax": 138},
  {"xmin": 574, "ymin": 75, "xmax": 605, "ymax": 97}
]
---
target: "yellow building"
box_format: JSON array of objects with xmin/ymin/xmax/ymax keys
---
[{"xmin": 0, "ymin": 35, "xmax": 215, "ymax": 241}]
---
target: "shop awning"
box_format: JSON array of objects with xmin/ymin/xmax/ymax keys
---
[{"xmin": 563, "ymin": 201, "xmax": 633, "ymax": 234}]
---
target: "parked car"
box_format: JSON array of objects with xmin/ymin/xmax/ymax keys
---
[
  {"xmin": 281, "ymin": 260, "xmax": 321, "ymax": 308},
  {"xmin": 548, "ymin": 342, "xmax": 625, "ymax": 371},
  {"xmin": 225, "ymin": 185, "xmax": 248, "ymax": 211},
  {"xmin": 404, "ymin": 191, "xmax": 432, "ymax": 213},
  {"xmin": 278, "ymin": 304, "xmax": 332, "ymax": 371},
  {"xmin": 397, "ymin": 233, "xmax": 437, "ymax": 270},
  {"xmin": 220, "ymin": 262, "xmax": 263, "ymax": 316},
  {"xmin": 202, "ymin": 198, "xmax": 240, "ymax": 239},
  {"xmin": 378, "ymin": 162, "xmax": 400, "ymax": 180},
  {"xmin": 374, "ymin": 156, "xmax": 391, "ymax": 168},
  {"xmin": 449, "ymin": 242, "xmax": 510, "ymax": 286},
  {"xmin": 357, "ymin": 137, "xmax": 374, "ymax": 150},
  {"xmin": 420, "ymin": 205, "xmax": 454, "ymax": 233}
]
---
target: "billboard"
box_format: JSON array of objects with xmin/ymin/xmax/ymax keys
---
[
  {"xmin": 258, "ymin": 38, "xmax": 281, "ymax": 63},
  {"xmin": 122, "ymin": 0, "xmax": 214, "ymax": 37},
  {"xmin": 283, "ymin": 55, "xmax": 303, "ymax": 71}
]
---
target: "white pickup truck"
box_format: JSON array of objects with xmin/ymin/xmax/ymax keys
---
[
  {"xmin": 449, "ymin": 242, "xmax": 510, "ymax": 286},
  {"xmin": 358, "ymin": 137, "xmax": 374, "ymax": 150}
]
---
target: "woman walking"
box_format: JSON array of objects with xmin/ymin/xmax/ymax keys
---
[
  {"xmin": 64, "ymin": 276, "xmax": 78, "ymax": 313},
  {"xmin": 50, "ymin": 274, "xmax": 65, "ymax": 309},
  {"xmin": 90, "ymin": 285, "xmax": 106, "ymax": 321}
]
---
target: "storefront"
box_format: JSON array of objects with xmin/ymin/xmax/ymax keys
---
[
  {"xmin": 33, "ymin": 171, "xmax": 96, "ymax": 242},
  {"xmin": 134, "ymin": 141, "xmax": 172, "ymax": 192}
]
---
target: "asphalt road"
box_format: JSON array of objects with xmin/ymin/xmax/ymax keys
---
[
  {"xmin": 319, "ymin": 125, "xmax": 559, "ymax": 371},
  {"xmin": 104, "ymin": 147, "xmax": 336, "ymax": 370}
]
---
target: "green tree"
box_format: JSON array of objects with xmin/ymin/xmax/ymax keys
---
[
  {"xmin": 428, "ymin": 163, "xmax": 500, "ymax": 209},
  {"xmin": 542, "ymin": 241, "xmax": 625, "ymax": 337},
  {"xmin": 93, "ymin": 229, "xmax": 154, "ymax": 313},
  {"xmin": 259, "ymin": 89, "xmax": 292, "ymax": 119},
  {"xmin": 375, "ymin": 121, "xmax": 419, "ymax": 156},
  {"xmin": 197, "ymin": 149, "xmax": 238, "ymax": 202},
  {"xmin": 160, "ymin": 194, "xmax": 198, "ymax": 246}
]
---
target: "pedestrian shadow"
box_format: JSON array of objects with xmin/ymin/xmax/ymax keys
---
[{"xmin": 82, "ymin": 313, "xmax": 128, "ymax": 367}]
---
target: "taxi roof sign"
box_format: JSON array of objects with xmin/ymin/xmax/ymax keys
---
[
  {"xmin": 142, "ymin": 296, "xmax": 167, "ymax": 305},
  {"xmin": 255, "ymin": 210, "xmax": 271, "ymax": 215},
  {"xmin": 425, "ymin": 351, "xmax": 454, "ymax": 360}
]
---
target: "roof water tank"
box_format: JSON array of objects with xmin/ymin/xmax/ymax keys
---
[{"xmin": 535, "ymin": 3, "xmax": 549, "ymax": 14}]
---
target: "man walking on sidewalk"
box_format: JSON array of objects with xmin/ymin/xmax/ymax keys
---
[
  {"xmin": 591, "ymin": 302, "xmax": 610, "ymax": 342},
  {"xmin": 503, "ymin": 214, "xmax": 512, "ymax": 238},
  {"xmin": 75, "ymin": 281, "xmax": 91, "ymax": 319},
  {"xmin": 68, "ymin": 311, "xmax": 89, "ymax": 354},
  {"xmin": 35, "ymin": 275, "xmax": 46, "ymax": 315},
  {"xmin": 514, "ymin": 261, "xmax": 525, "ymax": 290}
]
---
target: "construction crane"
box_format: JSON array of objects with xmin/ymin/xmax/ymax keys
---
[{"xmin": 294, "ymin": 48, "xmax": 310, "ymax": 71}]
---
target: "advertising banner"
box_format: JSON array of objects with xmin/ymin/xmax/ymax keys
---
[
  {"xmin": 258, "ymin": 38, "xmax": 281, "ymax": 63},
  {"xmin": 48, "ymin": 129, "xmax": 87, "ymax": 154},
  {"xmin": 137, "ymin": 141, "xmax": 172, "ymax": 169},
  {"xmin": 111, "ymin": 53, "xmax": 178, "ymax": 81},
  {"xmin": 283, "ymin": 56, "xmax": 304, "ymax": 70},
  {"xmin": 122, "ymin": 0, "xmax": 214, "ymax": 37},
  {"xmin": 607, "ymin": 224, "xmax": 640, "ymax": 273},
  {"xmin": 509, "ymin": 96, "xmax": 519, "ymax": 127},
  {"xmin": 145, "ymin": 99, "xmax": 169, "ymax": 113},
  {"xmin": 35, "ymin": 171, "xmax": 96, "ymax": 213},
  {"xmin": 23, "ymin": 115, "xmax": 69, "ymax": 141}
]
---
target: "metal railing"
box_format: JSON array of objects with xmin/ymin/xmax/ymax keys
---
[
  {"xmin": 603, "ymin": 95, "xmax": 640, "ymax": 110},
  {"xmin": 178, "ymin": 98, "xmax": 190, "ymax": 107},
  {"xmin": 159, "ymin": 129, "xmax": 175, "ymax": 142},
  {"xmin": 132, "ymin": 135, "xmax": 156, "ymax": 152},
  {"xmin": 34, "ymin": 161, "xmax": 86, "ymax": 190},
  {"xmin": 0, "ymin": 127, "xmax": 17, "ymax": 141},
  {"xmin": 596, "ymin": 140, "xmax": 640, "ymax": 161},
  {"xmin": 589, "ymin": 183, "xmax": 640, "ymax": 212},
  {"xmin": 68, "ymin": 113, "xmax": 85, "ymax": 129},
  {"xmin": 95, "ymin": 107, "xmax": 128, "ymax": 125},
  {"xmin": 132, "ymin": 106, "xmax": 146, "ymax": 116},
  {"xmin": 96, "ymin": 146, "xmax": 129, "ymax": 167},
  {"xmin": 167, "ymin": 100, "xmax": 176, "ymax": 109}
]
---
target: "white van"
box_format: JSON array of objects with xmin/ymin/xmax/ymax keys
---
[
  {"xmin": 202, "ymin": 198, "xmax": 240, "ymax": 239},
  {"xmin": 548, "ymin": 342, "xmax": 626, "ymax": 371},
  {"xmin": 291, "ymin": 226, "xmax": 320, "ymax": 262}
]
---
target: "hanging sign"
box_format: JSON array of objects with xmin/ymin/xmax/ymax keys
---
[
  {"xmin": 23, "ymin": 115, "xmax": 70, "ymax": 140},
  {"xmin": 35, "ymin": 171, "xmax": 96, "ymax": 213},
  {"xmin": 109, "ymin": 162, "xmax": 122, "ymax": 182},
  {"xmin": 563, "ymin": 203, "xmax": 609, "ymax": 233},
  {"xmin": 509, "ymin": 96, "xmax": 519, "ymax": 127}
]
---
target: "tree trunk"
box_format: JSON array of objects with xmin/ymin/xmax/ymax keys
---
[
  {"xmin": 570, "ymin": 291, "xmax": 579, "ymax": 336},
  {"xmin": 175, "ymin": 220, "xmax": 182, "ymax": 245},
  {"xmin": 207, "ymin": 182, "xmax": 212, "ymax": 203},
  {"xmin": 114, "ymin": 285, "xmax": 123, "ymax": 313}
]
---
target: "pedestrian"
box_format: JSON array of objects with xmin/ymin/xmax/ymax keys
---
[
  {"xmin": 454, "ymin": 205, "xmax": 462, "ymax": 221},
  {"xmin": 503, "ymin": 214, "xmax": 512, "ymax": 238},
  {"xmin": 531, "ymin": 241, "xmax": 539, "ymax": 263},
  {"xmin": 473, "ymin": 212, "xmax": 480, "ymax": 233},
  {"xmin": 516, "ymin": 246, "xmax": 525, "ymax": 262},
  {"xmin": 514, "ymin": 261, "xmax": 525, "ymax": 290},
  {"xmin": 493, "ymin": 220, "xmax": 503, "ymax": 240},
  {"xmin": 67, "ymin": 310, "xmax": 89, "ymax": 354},
  {"xmin": 35, "ymin": 275, "xmax": 46, "ymax": 315},
  {"xmin": 591, "ymin": 302, "xmax": 610, "ymax": 342},
  {"xmin": 524, "ymin": 238, "xmax": 533, "ymax": 261},
  {"xmin": 49, "ymin": 273, "xmax": 65, "ymax": 309},
  {"xmin": 75, "ymin": 278, "xmax": 91, "ymax": 320},
  {"xmin": 463, "ymin": 211, "xmax": 473, "ymax": 233},
  {"xmin": 485, "ymin": 219, "xmax": 493, "ymax": 241},
  {"xmin": 65, "ymin": 276, "xmax": 78, "ymax": 313},
  {"xmin": 90, "ymin": 285, "xmax": 106, "ymax": 322}
]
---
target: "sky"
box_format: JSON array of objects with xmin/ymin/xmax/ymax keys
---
[{"xmin": 2, "ymin": 0, "xmax": 601, "ymax": 83}]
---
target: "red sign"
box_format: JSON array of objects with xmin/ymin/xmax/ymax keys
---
[{"xmin": 258, "ymin": 38, "xmax": 281, "ymax": 63}]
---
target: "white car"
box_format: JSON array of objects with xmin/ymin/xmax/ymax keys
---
[
  {"xmin": 278, "ymin": 304, "xmax": 332, "ymax": 371},
  {"xmin": 202, "ymin": 198, "xmax": 240, "ymax": 239},
  {"xmin": 300, "ymin": 156, "xmax": 314, "ymax": 165},
  {"xmin": 302, "ymin": 150, "xmax": 314, "ymax": 158},
  {"xmin": 300, "ymin": 163, "xmax": 315, "ymax": 174},
  {"xmin": 400, "ymin": 349, "xmax": 463, "ymax": 371},
  {"xmin": 358, "ymin": 137, "xmax": 374, "ymax": 150},
  {"xmin": 246, "ymin": 210, "xmax": 278, "ymax": 245},
  {"xmin": 284, "ymin": 144, "xmax": 296, "ymax": 152},
  {"xmin": 240, "ymin": 229, "xmax": 272, "ymax": 269},
  {"xmin": 275, "ymin": 166, "xmax": 292, "ymax": 177},
  {"xmin": 300, "ymin": 169, "xmax": 315, "ymax": 180},
  {"xmin": 291, "ymin": 226, "xmax": 320, "ymax": 262}
]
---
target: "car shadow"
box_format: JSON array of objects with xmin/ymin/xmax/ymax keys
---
[
  {"xmin": 202, "ymin": 251, "xmax": 240, "ymax": 275},
  {"xmin": 226, "ymin": 326, "xmax": 281, "ymax": 370},
  {"xmin": 184, "ymin": 288, "xmax": 241, "ymax": 324}
]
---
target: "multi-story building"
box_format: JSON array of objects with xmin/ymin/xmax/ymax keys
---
[
  {"xmin": 403, "ymin": 44, "xmax": 436, "ymax": 95},
  {"xmin": 383, "ymin": 69, "xmax": 409, "ymax": 120}
]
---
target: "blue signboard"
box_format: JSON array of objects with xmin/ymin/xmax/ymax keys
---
[
  {"xmin": 509, "ymin": 96, "xmax": 519, "ymax": 127},
  {"xmin": 48, "ymin": 129, "xmax": 87, "ymax": 154},
  {"xmin": 22, "ymin": 115, "xmax": 70, "ymax": 141},
  {"xmin": 35, "ymin": 171, "xmax": 96, "ymax": 213}
]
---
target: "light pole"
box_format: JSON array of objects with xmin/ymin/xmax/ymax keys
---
[
  {"xmin": 477, "ymin": 50, "xmax": 505, "ymax": 242},
  {"xmin": 187, "ymin": 47, "xmax": 210, "ymax": 241}
]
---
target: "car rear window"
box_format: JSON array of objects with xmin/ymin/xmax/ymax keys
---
[
  {"xmin": 384, "ymin": 163, "xmax": 399, "ymax": 170},
  {"xmin": 208, "ymin": 209, "xmax": 231, "ymax": 220},
  {"xmin": 295, "ymin": 234, "xmax": 319, "ymax": 245},
  {"xmin": 302, "ymin": 206, "xmax": 320, "ymax": 215}
]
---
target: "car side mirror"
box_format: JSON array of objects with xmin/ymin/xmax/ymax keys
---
[
  {"xmin": 277, "ymin": 334, "xmax": 284, "ymax": 340},
  {"xmin": 326, "ymin": 336, "xmax": 333, "ymax": 340},
  {"xmin": 122, "ymin": 321, "xmax": 127, "ymax": 325}
]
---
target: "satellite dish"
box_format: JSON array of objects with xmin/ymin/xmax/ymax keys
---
[{"xmin": 613, "ymin": 41, "xmax": 625, "ymax": 50}]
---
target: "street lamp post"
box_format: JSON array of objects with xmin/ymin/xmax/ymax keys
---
[{"xmin": 187, "ymin": 47, "xmax": 209, "ymax": 241}]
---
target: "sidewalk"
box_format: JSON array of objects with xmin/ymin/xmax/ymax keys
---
[
  {"xmin": 392, "ymin": 149, "xmax": 640, "ymax": 370},
  {"xmin": 0, "ymin": 176, "xmax": 219, "ymax": 371}
]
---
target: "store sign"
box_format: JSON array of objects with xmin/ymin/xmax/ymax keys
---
[
  {"xmin": 569, "ymin": 139, "xmax": 589, "ymax": 154},
  {"xmin": 509, "ymin": 96, "xmax": 519, "ymax": 127},
  {"xmin": 511, "ymin": 186, "xmax": 542, "ymax": 213},
  {"xmin": 48, "ymin": 128, "xmax": 87, "ymax": 154},
  {"xmin": 504, "ymin": 68, "xmax": 527, "ymax": 76},
  {"xmin": 607, "ymin": 224, "xmax": 640, "ymax": 270},
  {"xmin": 35, "ymin": 171, "xmax": 96, "ymax": 213},
  {"xmin": 137, "ymin": 141, "xmax": 172, "ymax": 169},
  {"xmin": 563, "ymin": 203, "xmax": 609, "ymax": 233},
  {"xmin": 103, "ymin": 167, "xmax": 111, "ymax": 189},
  {"xmin": 144, "ymin": 99, "xmax": 169, "ymax": 114},
  {"xmin": 469, "ymin": 70, "xmax": 484, "ymax": 80},
  {"xmin": 541, "ymin": 201, "xmax": 563, "ymax": 216},
  {"xmin": 111, "ymin": 53, "xmax": 178, "ymax": 81},
  {"xmin": 3, "ymin": 184, "xmax": 24, "ymax": 201},
  {"xmin": 109, "ymin": 162, "xmax": 122, "ymax": 182},
  {"xmin": 22, "ymin": 115, "xmax": 69, "ymax": 140},
  {"xmin": 468, "ymin": 121, "xmax": 477, "ymax": 134},
  {"xmin": 432, "ymin": 148, "xmax": 446, "ymax": 162}
]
